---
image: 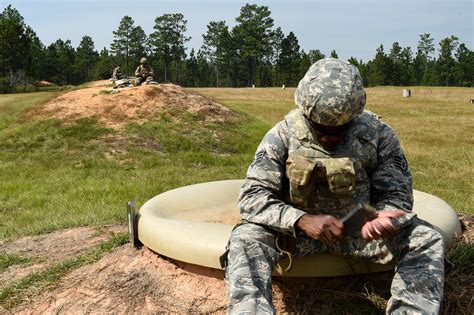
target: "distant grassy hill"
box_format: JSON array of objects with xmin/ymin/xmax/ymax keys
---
[{"xmin": 0, "ymin": 86, "xmax": 267, "ymax": 240}]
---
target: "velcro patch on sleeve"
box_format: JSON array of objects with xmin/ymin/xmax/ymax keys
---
[
  {"xmin": 250, "ymin": 150, "xmax": 267, "ymax": 168},
  {"xmin": 391, "ymin": 153, "xmax": 408, "ymax": 172}
]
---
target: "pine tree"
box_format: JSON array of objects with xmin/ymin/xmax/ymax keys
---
[
  {"xmin": 57, "ymin": 39, "xmax": 76, "ymax": 85},
  {"xmin": 130, "ymin": 26, "xmax": 149, "ymax": 62},
  {"xmin": 0, "ymin": 5, "xmax": 29, "ymax": 85},
  {"xmin": 400, "ymin": 47, "xmax": 415, "ymax": 86},
  {"xmin": 454, "ymin": 43, "xmax": 474, "ymax": 87},
  {"xmin": 196, "ymin": 48, "xmax": 213, "ymax": 87},
  {"xmin": 150, "ymin": 15, "xmax": 172, "ymax": 82},
  {"xmin": 280, "ymin": 31, "xmax": 300, "ymax": 86},
  {"xmin": 417, "ymin": 33, "xmax": 435, "ymax": 85},
  {"xmin": 299, "ymin": 50, "xmax": 311, "ymax": 79},
  {"xmin": 271, "ymin": 27, "xmax": 284, "ymax": 86},
  {"xmin": 23, "ymin": 26, "xmax": 44, "ymax": 81},
  {"xmin": 184, "ymin": 48, "xmax": 198, "ymax": 86},
  {"xmin": 75, "ymin": 35, "xmax": 98, "ymax": 82},
  {"xmin": 44, "ymin": 39, "xmax": 75, "ymax": 85},
  {"xmin": 389, "ymin": 42, "xmax": 403, "ymax": 85},
  {"xmin": 202, "ymin": 21, "xmax": 231, "ymax": 87},
  {"xmin": 92, "ymin": 48, "xmax": 115, "ymax": 80},
  {"xmin": 309, "ymin": 50, "xmax": 325, "ymax": 64},
  {"xmin": 367, "ymin": 45, "xmax": 391, "ymax": 86},
  {"xmin": 437, "ymin": 35, "xmax": 459, "ymax": 86},
  {"xmin": 43, "ymin": 43, "xmax": 60, "ymax": 84},
  {"xmin": 233, "ymin": 4, "xmax": 274, "ymax": 86},
  {"xmin": 110, "ymin": 16, "xmax": 135, "ymax": 75},
  {"xmin": 150, "ymin": 13, "xmax": 190, "ymax": 83}
]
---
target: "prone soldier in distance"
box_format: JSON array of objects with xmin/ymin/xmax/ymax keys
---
[{"xmin": 225, "ymin": 58, "xmax": 445, "ymax": 314}]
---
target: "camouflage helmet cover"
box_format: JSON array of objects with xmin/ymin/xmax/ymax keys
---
[
  {"xmin": 140, "ymin": 57, "xmax": 147, "ymax": 64},
  {"xmin": 294, "ymin": 58, "xmax": 366, "ymax": 126}
]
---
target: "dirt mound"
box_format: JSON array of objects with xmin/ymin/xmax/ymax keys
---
[
  {"xmin": 3, "ymin": 218, "xmax": 473, "ymax": 313},
  {"xmin": 2, "ymin": 226, "xmax": 372, "ymax": 313},
  {"xmin": 12, "ymin": 246, "xmax": 228, "ymax": 313},
  {"xmin": 1, "ymin": 226, "xmax": 228, "ymax": 313},
  {"xmin": 39, "ymin": 83, "xmax": 236, "ymax": 129},
  {"xmin": 37, "ymin": 80, "xmax": 53, "ymax": 87},
  {"xmin": 84, "ymin": 80, "xmax": 110, "ymax": 88}
]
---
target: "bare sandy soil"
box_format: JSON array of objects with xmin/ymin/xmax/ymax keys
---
[
  {"xmin": 11, "ymin": 243, "xmax": 229, "ymax": 313},
  {"xmin": 1, "ymin": 216, "xmax": 471, "ymax": 314},
  {"xmin": 0, "ymin": 225, "xmax": 391, "ymax": 314},
  {"xmin": 0, "ymin": 225, "xmax": 123, "ymax": 292}
]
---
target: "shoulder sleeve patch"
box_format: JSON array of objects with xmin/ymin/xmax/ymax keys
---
[
  {"xmin": 390, "ymin": 152, "xmax": 408, "ymax": 172},
  {"xmin": 250, "ymin": 149, "xmax": 267, "ymax": 168}
]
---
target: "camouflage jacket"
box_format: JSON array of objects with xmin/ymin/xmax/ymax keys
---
[
  {"xmin": 112, "ymin": 67, "xmax": 123, "ymax": 80},
  {"xmin": 238, "ymin": 108, "xmax": 413, "ymax": 236},
  {"xmin": 135, "ymin": 65, "xmax": 154, "ymax": 78}
]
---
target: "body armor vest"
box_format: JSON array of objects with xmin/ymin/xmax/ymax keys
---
[
  {"xmin": 284, "ymin": 109, "xmax": 379, "ymax": 218},
  {"xmin": 136, "ymin": 65, "xmax": 152, "ymax": 77}
]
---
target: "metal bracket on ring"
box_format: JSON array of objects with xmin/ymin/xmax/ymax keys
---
[{"xmin": 127, "ymin": 201, "xmax": 142, "ymax": 248}]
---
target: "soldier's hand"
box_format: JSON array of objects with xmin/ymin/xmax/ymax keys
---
[
  {"xmin": 296, "ymin": 214, "xmax": 343, "ymax": 245},
  {"xmin": 361, "ymin": 210, "xmax": 406, "ymax": 241}
]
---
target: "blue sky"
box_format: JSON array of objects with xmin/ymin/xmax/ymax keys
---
[{"xmin": 2, "ymin": 0, "xmax": 473, "ymax": 61}]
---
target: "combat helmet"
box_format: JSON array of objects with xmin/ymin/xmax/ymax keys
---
[
  {"xmin": 140, "ymin": 57, "xmax": 147, "ymax": 64},
  {"xmin": 294, "ymin": 58, "xmax": 366, "ymax": 126}
]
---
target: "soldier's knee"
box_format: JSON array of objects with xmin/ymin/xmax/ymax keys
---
[
  {"xmin": 406, "ymin": 220, "xmax": 445, "ymax": 252},
  {"xmin": 229, "ymin": 223, "xmax": 276, "ymax": 248},
  {"xmin": 428, "ymin": 225, "xmax": 444, "ymax": 243}
]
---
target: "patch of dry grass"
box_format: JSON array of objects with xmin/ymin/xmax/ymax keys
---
[
  {"xmin": 365, "ymin": 87, "xmax": 473, "ymax": 215},
  {"xmin": 189, "ymin": 87, "xmax": 295, "ymax": 125}
]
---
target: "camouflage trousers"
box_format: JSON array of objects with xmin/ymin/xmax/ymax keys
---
[
  {"xmin": 135, "ymin": 76, "xmax": 153, "ymax": 86},
  {"xmin": 225, "ymin": 219, "xmax": 445, "ymax": 314}
]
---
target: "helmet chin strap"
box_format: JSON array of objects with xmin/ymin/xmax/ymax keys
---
[{"xmin": 305, "ymin": 116, "xmax": 354, "ymax": 135}]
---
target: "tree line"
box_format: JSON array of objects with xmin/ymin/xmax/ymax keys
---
[{"xmin": 0, "ymin": 3, "xmax": 472, "ymax": 92}]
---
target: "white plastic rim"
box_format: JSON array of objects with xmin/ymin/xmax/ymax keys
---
[{"xmin": 138, "ymin": 180, "xmax": 462, "ymax": 277}]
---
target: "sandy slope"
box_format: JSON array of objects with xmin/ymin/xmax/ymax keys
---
[{"xmin": 38, "ymin": 82, "xmax": 236, "ymax": 129}]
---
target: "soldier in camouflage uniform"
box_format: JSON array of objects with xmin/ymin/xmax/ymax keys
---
[
  {"xmin": 135, "ymin": 57, "xmax": 154, "ymax": 85},
  {"xmin": 225, "ymin": 58, "xmax": 445, "ymax": 314},
  {"xmin": 112, "ymin": 64, "xmax": 123, "ymax": 81}
]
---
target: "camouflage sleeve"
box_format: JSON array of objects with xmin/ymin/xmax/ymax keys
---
[
  {"xmin": 134, "ymin": 66, "xmax": 140, "ymax": 77},
  {"xmin": 370, "ymin": 122, "xmax": 414, "ymax": 212},
  {"xmin": 238, "ymin": 121, "xmax": 306, "ymax": 236}
]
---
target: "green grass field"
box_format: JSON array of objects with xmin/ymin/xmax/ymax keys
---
[
  {"xmin": 0, "ymin": 86, "xmax": 472, "ymax": 313},
  {"xmin": 0, "ymin": 87, "xmax": 472, "ymax": 240},
  {"xmin": 0, "ymin": 90, "xmax": 266, "ymax": 239}
]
